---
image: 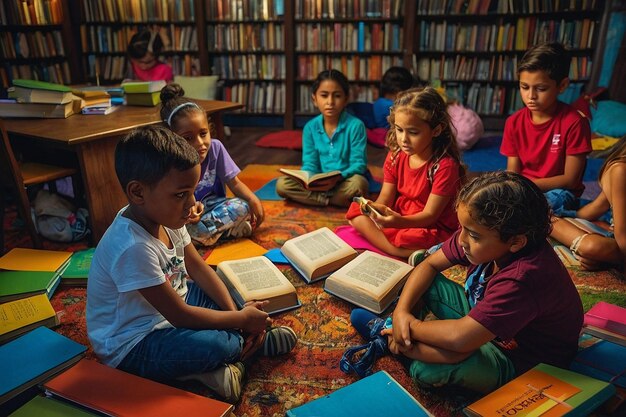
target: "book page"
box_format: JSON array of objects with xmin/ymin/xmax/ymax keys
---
[
  {"xmin": 338, "ymin": 255, "xmax": 407, "ymax": 295},
  {"xmin": 282, "ymin": 228, "xmax": 355, "ymax": 279},
  {"xmin": 218, "ymin": 257, "xmax": 293, "ymax": 300}
]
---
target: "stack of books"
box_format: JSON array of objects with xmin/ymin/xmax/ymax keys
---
[
  {"xmin": 121, "ymin": 80, "xmax": 167, "ymax": 107},
  {"xmin": 2, "ymin": 79, "xmax": 76, "ymax": 118},
  {"xmin": 72, "ymin": 87, "xmax": 115, "ymax": 115},
  {"xmin": 0, "ymin": 248, "xmax": 72, "ymax": 343}
]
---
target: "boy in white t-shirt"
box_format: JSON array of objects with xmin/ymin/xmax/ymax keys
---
[{"xmin": 86, "ymin": 125, "xmax": 296, "ymax": 403}]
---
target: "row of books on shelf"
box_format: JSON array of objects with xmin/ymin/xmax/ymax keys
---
[
  {"xmin": 81, "ymin": 0, "xmax": 196, "ymax": 23},
  {"xmin": 0, "ymin": 0, "xmax": 63, "ymax": 26},
  {"xmin": 296, "ymin": 22, "xmax": 403, "ymax": 53},
  {"xmin": 206, "ymin": 0, "xmax": 285, "ymax": 21},
  {"xmin": 0, "ymin": 31, "xmax": 65, "ymax": 61},
  {"xmin": 83, "ymin": 53, "xmax": 200, "ymax": 82},
  {"xmin": 213, "ymin": 54, "xmax": 285, "ymax": 80},
  {"xmin": 416, "ymin": 0, "xmax": 598, "ymax": 15},
  {"xmin": 80, "ymin": 24, "xmax": 198, "ymax": 55},
  {"xmin": 223, "ymin": 82, "xmax": 286, "ymax": 114},
  {"xmin": 207, "ymin": 22, "xmax": 284, "ymax": 52},
  {"xmin": 296, "ymin": 55, "xmax": 403, "ymax": 84},
  {"xmin": 418, "ymin": 18, "xmax": 596, "ymax": 53},
  {"xmin": 0, "ymin": 62, "xmax": 71, "ymax": 89},
  {"xmin": 294, "ymin": 0, "xmax": 404, "ymax": 20}
]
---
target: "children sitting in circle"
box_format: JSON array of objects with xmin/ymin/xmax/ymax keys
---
[
  {"xmin": 500, "ymin": 42, "xmax": 592, "ymax": 214},
  {"xmin": 126, "ymin": 28, "xmax": 173, "ymax": 82},
  {"xmin": 550, "ymin": 137, "xmax": 626, "ymax": 271},
  {"xmin": 276, "ymin": 69, "xmax": 369, "ymax": 207},
  {"xmin": 351, "ymin": 171, "xmax": 583, "ymax": 394},
  {"xmin": 345, "ymin": 87, "xmax": 464, "ymax": 259},
  {"xmin": 160, "ymin": 83, "xmax": 264, "ymax": 246}
]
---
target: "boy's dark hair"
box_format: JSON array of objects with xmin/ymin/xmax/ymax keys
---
[
  {"xmin": 159, "ymin": 83, "xmax": 206, "ymax": 129},
  {"xmin": 115, "ymin": 125, "xmax": 199, "ymax": 189},
  {"xmin": 517, "ymin": 42, "xmax": 570, "ymax": 83},
  {"xmin": 312, "ymin": 69, "xmax": 350, "ymax": 96},
  {"xmin": 127, "ymin": 29, "xmax": 164, "ymax": 59},
  {"xmin": 380, "ymin": 66, "xmax": 414, "ymax": 97},
  {"xmin": 456, "ymin": 171, "xmax": 552, "ymax": 248}
]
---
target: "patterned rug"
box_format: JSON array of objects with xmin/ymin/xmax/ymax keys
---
[{"xmin": 3, "ymin": 167, "xmax": 626, "ymax": 416}]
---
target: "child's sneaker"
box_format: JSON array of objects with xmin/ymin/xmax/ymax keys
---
[
  {"xmin": 262, "ymin": 326, "xmax": 297, "ymax": 356},
  {"xmin": 408, "ymin": 249, "xmax": 427, "ymax": 267},
  {"xmin": 350, "ymin": 308, "xmax": 388, "ymax": 341},
  {"xmin": 176, "ymin": 362, "xmax": 245, "ymax": 403}
]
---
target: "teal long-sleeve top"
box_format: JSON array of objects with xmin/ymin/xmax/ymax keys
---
[{"xmin": 301, "ymin": 111, "xmax": 368, "ymax": 179}]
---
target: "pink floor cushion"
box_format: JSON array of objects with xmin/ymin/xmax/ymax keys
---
[
  {"xmin": 367, "ymin": 128, "xmax": 388, "ymax": 148},
  {"xmin": 256, "ymin": 130, "xmax": 303, "ymax": 150}
]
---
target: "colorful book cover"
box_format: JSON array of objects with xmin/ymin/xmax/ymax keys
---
[
  {"xmin": 0, "ymin": 327, "xmax": 86, "ymax": 404},
  {"xmin": 0, "ymin": 293, "xmax": 59, "ymax": 341},
  {"xmin": 286, "ymin": 371, "xmax": 433, "ymax": 416},
  {"xmin": 0, "ymin": 248, "xmax": 72, "ymax": 272},
  {"xmin": 583, "ymin": 302, "xmax": 626, "ymax": 337},
  {"xmin": 571, "ymin": 340, "xmax": 626, "ymax": 388},
  {"xmin": 62, "ymin": 248, "xmax": 95, "ymax": 280},
  {"xmin": 121, "ymin": 80, "xmax": 166, "ymax": 93},
  {"xmin": 9, "ymin": 395, "xmax": 98, "ymax": 416},
  {"xmin": 12, "ymin": 78, "xmax": 71, "ymax": 92},
  {"xmin": 464, "ymin": 363, "xmax": 615, "ymax": 417},
  {"xmin": 43, "ymin": 359, "xmax": 233, "ymax": 417},
  {"xmin": 0, "ymin": 270, "xmax": 61, "ymax": 302}
]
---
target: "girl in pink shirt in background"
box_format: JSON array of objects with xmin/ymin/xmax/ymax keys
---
[{"xmin": 126, "ymin": 28, "xmax": 173, "ymax": 82}]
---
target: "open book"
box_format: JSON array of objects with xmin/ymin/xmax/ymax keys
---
[
  {"xmin": 324, "ymin": 251, "xmax": 413, "ymax": 314},
  {"xmin": 216, "ymin": 256, "xmax": 300, "ymax": 315},
  {"xmin": 281, "ymin": 227, "xmax": 358, "ymax": 283},
  {"xmin": 279, "ymin": 168, "xmax": 342, "ymax": 191}
]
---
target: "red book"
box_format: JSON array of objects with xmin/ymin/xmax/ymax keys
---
[
  {"xmin": 43, "ymin": 359, "xmax": 233, "ymax": 417},
  {"xmin": 582, "ymin": 302, "xmax": 626, "ymax": 346}
]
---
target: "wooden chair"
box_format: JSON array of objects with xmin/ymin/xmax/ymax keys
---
[{"xmin": 0, "ymin": 119, "xmax": 79, "ymax": 249}]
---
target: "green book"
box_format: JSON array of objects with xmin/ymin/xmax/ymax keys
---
[
  {"xmin": 125, "ymin": 91, "xmax": 161, "ymax": 106},
  {"xmin": 121, "ymin": 80, "xmax": 166, "ymax": 94},
  {"xmin": 0, "ymin": 270, "xmax": 61, "ymax": 303},
  {"xmin": 61, "ymin": 248, "xmax": 95, "ymax": 286},
  {"xmin": 9, "ymin": 395, "xmax": 98, "ymax": 416},
  {"xmin": 12, "ymin": 79, "xmax": 71, "ymax": 92}
]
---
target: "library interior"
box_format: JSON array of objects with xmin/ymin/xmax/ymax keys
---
[{"xmin": 1, "ymin": 1, "xmax": 626, "ymax": 416}]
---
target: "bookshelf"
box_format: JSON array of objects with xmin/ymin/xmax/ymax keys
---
[
  {"xmin": 292, "ymin": 0, "xmax": 408, "ymax": 127},
  {"xmin": 205, "ymin": 0, "xmax": 287, "ymax": 123},
  {"xmin": 408, "ymin": 1, "xmax": 604, "ymax": 129},
  {"xmin": 0, "ymin": 0, "xmax": 79, "ymax": 90},
  {"xmin": 76, "ymin": 0, "xmax": 204, "ymax": 84}
]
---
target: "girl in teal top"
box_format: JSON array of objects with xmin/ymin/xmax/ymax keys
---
[{"xmin": 276, "ymin": 69, "xmax": 368, "ymax": 207}]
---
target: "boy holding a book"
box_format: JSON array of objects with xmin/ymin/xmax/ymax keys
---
[
  {"xmin": 353, "ymin": 172, "xmax": 583, "ymax": 394},
  {"xmin": 86, "ymin": 126, "xmax": 296, "ymax": 403}
]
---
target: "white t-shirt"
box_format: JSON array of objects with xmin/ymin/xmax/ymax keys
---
[{"xmin": 86, "ymin": 207, "xmax": 191, "ymax": 367}]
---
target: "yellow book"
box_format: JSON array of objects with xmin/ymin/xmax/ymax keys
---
[
  {"xmin": 0, "ymin": 293, "xmax": 59, "ymax": 343},
  {"xmin": 0, "ymin": 248, "xmax": 72, "ymax": 272},
  {"xmin": 204, "ymin": 238, "xmax": 268, "ymax": 266}
]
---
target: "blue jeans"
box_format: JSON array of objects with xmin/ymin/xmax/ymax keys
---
[
  {"xmin": 406, "ymin": 274, "xmax": 515, "ymax": 394},
  {"xmin": 117, "ymin": 282, "xmax": 244, "ymax": 383}
]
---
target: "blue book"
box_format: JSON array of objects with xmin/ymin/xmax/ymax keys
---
[
  {"xmin": 358, "ymin": 22, "xmax": 365, "ymax": 52},
  {"xmin": 0, "ymin": 327, "xmax": 86, "ymax": 405},
  {"xmin": 286, "ymin": 371, "xmax": 432, "ymax": 416},
  {"xmin": 571, "ymin": 340, "xmax": 626, "ymax": 388}
]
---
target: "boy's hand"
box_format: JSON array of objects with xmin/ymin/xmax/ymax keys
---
[
  {"xmin": 187, "ymin": 201, "xmax": 204, "ymax": 224},
  {"xmin": 391, "ymin": 310, "xmax": 416, "ymax": 348},
  {"xmin": 240, "ymin": 302, "xmax": 272, "ymax": 334}
]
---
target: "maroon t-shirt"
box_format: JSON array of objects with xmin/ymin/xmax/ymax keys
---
[{"xmin": 442, "ymin": 230, "xmax": 583, "ymax": 374}]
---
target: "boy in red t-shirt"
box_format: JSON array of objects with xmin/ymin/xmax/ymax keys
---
[{"xmin": 500, "ymin": 42, "xmax": 591, "ymax": 214}]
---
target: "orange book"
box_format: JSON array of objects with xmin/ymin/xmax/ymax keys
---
[{"xmin": 43, "ymin": 359, "xmax": 233, "ymax": 417}]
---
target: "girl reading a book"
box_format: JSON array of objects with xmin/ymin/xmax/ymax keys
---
[
  {"xmin": 345, "ymin": 87, "xmax": 464, "ymax": 258},
  {"xmin": 276, "ymin": 69, "xmax": 369, "ymax": 207},
  {"xmin": 550, "ymin": 136, "xmax": 626, "ymax": 270},
  {"xmin": 160, "ymin": 83, "xmax": 264, "ymax": 246},
  {"xmin": 126, "ymin": 28, "xmax": 173, "ymax": 82},
  {"xmin": 351, "ymin": 172, "xmax": 583, "ymax": 394}
]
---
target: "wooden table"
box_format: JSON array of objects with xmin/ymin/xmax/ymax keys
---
[{"xmin": 4, "ymin": 100, "xmax": 242, "ymax": 243}]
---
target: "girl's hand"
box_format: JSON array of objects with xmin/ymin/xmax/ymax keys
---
[
  {"xmin": 248, "ymin": 196, "xmax": 265, "ymax": 229},
  {"xmin": 240, "ymin": 304, "xmax": 272, "ymax": 334},
  {"xmin": 187, "ymin": 201, "xmax": 204, "ymax": 224},
  {"xmin": 370, "ymin": 205, "xmax": 402, "ymax": 228},
  {"xmin": 391, "ymin": 310, "xmax": 416, "ymax": 348}
]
